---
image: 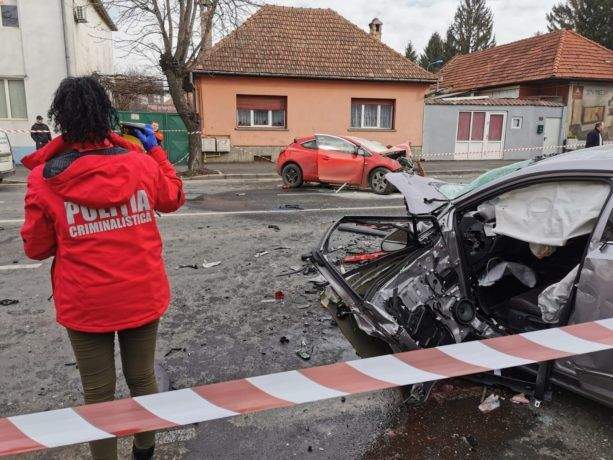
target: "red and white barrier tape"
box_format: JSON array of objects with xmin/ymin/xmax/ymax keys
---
[
  {"xmin": 0, "ymin": 128, "xmax": 199, "ymax": 135},
  {"xmin": 0, "ymin": 129, "xmax": 52, "ymax": 134},
  {"xmin": 418, "ymin": 141, "xmax": 613, "ymax": 159},
  {"xmin": 419, "ymin": 144, "xmax": 566, "ymax": 159},
  {"xmin": 0, "ymin": 318, "xmax": 611, "ymax": 456}
]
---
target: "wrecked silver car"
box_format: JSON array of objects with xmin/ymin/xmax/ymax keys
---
[{"xmin": 312, "ymin": 146, "xmax": 613, "ymax": 407}]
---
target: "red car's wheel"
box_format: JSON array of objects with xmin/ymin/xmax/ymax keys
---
[
  {"xmin": 281, "ymin": 163, "xmax": 303, "ymax": 188},
  {"xmin": 369, "ymin": 167, "xmax": 394, "ymax": 195}
]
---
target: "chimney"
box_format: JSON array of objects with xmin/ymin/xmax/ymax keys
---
[{"xmin": 369, "ymin": 18, "xmax": 382, "ymax": 41}]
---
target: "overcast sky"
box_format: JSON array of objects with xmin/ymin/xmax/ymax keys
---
[
  {"xmin": 113, "ymin": 0, "xmax": 559, "ymax": 71},
  {"xmin": 266, "ymin": 0, "xmax": 559, "ymax": 53}
]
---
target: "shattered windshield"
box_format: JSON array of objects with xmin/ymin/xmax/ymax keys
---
[
  {"xmin": 348, "ymin": 137, "xmax": 389, "ymax": 153},
  {"xmin": 438, "ymin": 160, "xmax": 532, "ymax": 199}
]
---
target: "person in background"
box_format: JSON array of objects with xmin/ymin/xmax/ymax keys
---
[
  {"xmin": 585, "ymin": 122, "xmax": 604, "ymax": 148},
  {"xmin": 30, "ymin": 115, "xmax": 52, "ymax": 149},
  {"xmin": 151, "ymin": 120, "xmax": 164, "ymax": 146},
  {"xmin": 20, "ymin": 76, "xmax": 185, "ymax": 460}
]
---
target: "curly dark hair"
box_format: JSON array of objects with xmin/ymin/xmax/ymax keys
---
[{"xmin": 48, "ymin": 76, "xmax": 118, "ymax": 143}]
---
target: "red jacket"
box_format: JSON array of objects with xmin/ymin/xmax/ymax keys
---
[{"xmin": 20, "ymin": 133, "xmax": 185, "ymax": 332}]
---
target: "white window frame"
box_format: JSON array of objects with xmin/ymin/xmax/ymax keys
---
[
  {"xmin": 352, "ymin": 101, "xmax": 394, "ymax": 130},
  {"xmin": 0, "ymin": 1, "xmax": 19, "ymax": 28},
  {"xmin": 511, "ymin": 117, "xmax": 523, "ymax": 129},
  {"xmin": 237, "ymin": 108, "xmax": 286, "ymax": 128},
  {"xmin": 0, "ymin": 78, "xmax": 27, "ymax": 120},
  {"xmin": 454, "ymin": 110, "xmax": 506, "ymax": 160}
]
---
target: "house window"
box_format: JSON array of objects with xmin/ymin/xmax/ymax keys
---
[
  {"xmin": 457, "ymin": 111, "xmax": 505, "ymax": 142},
  {"xmin": 351, "ymin": 99, "xmax": 394, "ymax": 129},
  {"xmin": 0, "ymin": 79, "xmax": 27, "ymax": 119},
  {"xmin": 236, "ymin": 95, "xmax": 286, "ymax": 128},
  {"xmin": 457, "ymin": 111, "xmax": 487, "ymax": 141},
  {"xmin": 1, "ymin": 3, "xmax": 19, "ymax": 27},
  {"xmin": 511, "ymin": 117, "xmax": 522, "ymax": 129}
]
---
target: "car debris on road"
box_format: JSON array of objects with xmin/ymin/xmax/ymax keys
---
[
  {"xmin": 478, "ymin": 394, "xmax": 501, "ymax": 413},
  {"xmin": 295, "ymin": 339, "xmax": 312, "ymax": 360},
  {"xmin": 0, "ymin": 299, "xmax": 19, "ymax": 306}
]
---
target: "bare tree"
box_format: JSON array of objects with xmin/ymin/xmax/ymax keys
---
[
  {"xmin": 94, "ymin": 71, "xmax": 165, "ymax": 111},
  {"xmin": 104, "ymin": 0, "xmax": 256, "ymax": 171}
]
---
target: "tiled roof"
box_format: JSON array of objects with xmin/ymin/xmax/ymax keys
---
[
  {"xmin": 426, "ymin": 97, "xmax": 565, "ymax": 107},
  {"xmin": 439, "ymin": 30, "xmax": 613, "ymax": 92},
  {"xmin": 194, "ymin": 5, "xmax": 436, "ymax": 83}
]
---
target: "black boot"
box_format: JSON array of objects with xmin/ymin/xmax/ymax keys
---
[{"xmin": 132, "ymin": 445, "xmax": 155, "ymax": 460}]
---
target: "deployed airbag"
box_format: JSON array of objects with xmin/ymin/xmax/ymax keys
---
[
  {"xmin": 538, "ymin": 265, "xmax": 580, "ymax": 323},
  {"xmin": 494, "ymin": 181, "xmax": 609, "ymax": 246},
  {"xmin": 478, "ymin": 260, "xmax": 537, "ymax": 288}
]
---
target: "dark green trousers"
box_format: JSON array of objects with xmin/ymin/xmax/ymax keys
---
[{"xmin": 67, "ymin": 320, "xmax": 159, "ymax": 460}]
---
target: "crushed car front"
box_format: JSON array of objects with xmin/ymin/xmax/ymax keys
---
[
  {"xmin": 311, "ymin": 159, "xmax": 544, "ymax": 347},
  {"xmin": 311, "ymin": 151, "xmax": 613, "ymax": 405}
]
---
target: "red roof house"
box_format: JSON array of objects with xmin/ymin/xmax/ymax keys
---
[
  {"xmin": 436, "ymin": 30, "xmax": 613, "ymax": 143},
  {"xmin": 192, "ymin": 5, "xmax": 435, "ymax": 162}
]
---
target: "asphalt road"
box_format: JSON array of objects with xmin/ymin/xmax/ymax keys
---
[{"xmin": 0, "ymin": 177, "xmax": 612, "ymax": 459}]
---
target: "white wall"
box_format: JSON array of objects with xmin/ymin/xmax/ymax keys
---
[
  {"xmin": 0, "ymin": 0, "xmax": 67, "ymax": 158},
  {"xmin": 71, "ymin": 0, "xmax": 114, "ymax": 76},
  {"xmin": 0, "ymin": 0, "xmax": 114, "ymax": 161},
  {"xmin": 422, "ymin": 104, "xmax": 566, "ymax": 160},
  {"xmin": 478, "ymin": 86, "xmax": 520, "ymax": 99}
]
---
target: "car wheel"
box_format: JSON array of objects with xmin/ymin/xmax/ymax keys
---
[
  {"xmin": 369, "ymin": 167, "xmax": 393, "ymax": 194},
  {"xmin": 281, "ymin": 163, "xmax": 303, "ymax": 188}
]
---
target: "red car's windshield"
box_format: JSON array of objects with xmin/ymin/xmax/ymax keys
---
[{"xmin": 346, "ymin": 137, "xmax": 389, "ymax": 154}]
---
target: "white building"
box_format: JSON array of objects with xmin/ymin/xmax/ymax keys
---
[{"xmin": 0, "ymin": 0, "xmax": 116, "ymax": 161}]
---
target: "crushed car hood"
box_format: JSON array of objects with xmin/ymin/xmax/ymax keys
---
[
  {"xmin": 386, "ymin": 160, "xmax": 535, "ymax": 215},
  {"xmin": 381, "ymin": 142, "xmax": 411, "ymax": 160},
  {"xmin": 386, "ymin": 172, "xmax": 452, "ymax": 215}
]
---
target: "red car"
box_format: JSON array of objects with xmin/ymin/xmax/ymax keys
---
[{"xmin": 276, "ymin": 134, "xmax": 410, "ymax": 194}]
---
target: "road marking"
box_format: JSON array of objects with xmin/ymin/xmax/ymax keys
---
[
  {"xmin": 276, "ymin": 192, "xmax": 403, "ymax": 199},
  {"xmin": 0, "ymin": 263, "xmax": 42, "ymax": 270},
  {"xmin": 0, "ymin": 219, "xmax": 24, "ymax": 224},
  {"xmin": 163, "ymin": 205, "xmax": 406, "ymax": 219},
  {"xmin": 276, "ymin": 192, "xmax": 332, "ymax": 196},
  {"xmin": 0, "ymin": 205, "xmax": 406, "ymax": 225}
]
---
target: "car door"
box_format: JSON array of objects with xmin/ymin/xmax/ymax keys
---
[
  {"xmin": 316, "ymin": 135, "xmax": 364, "ymax": 185},
  {"xmin": 0, "ymin": 132, "xmax": 15, "ymax": 177},
  {"xmin": 560, "ymin": 190, "xmax": 613, "ymax": 404}
]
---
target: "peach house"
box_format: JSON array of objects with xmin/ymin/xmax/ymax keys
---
[{"xmin": 193, "ymin": 5, "xmax": 435, "ymax": 162}]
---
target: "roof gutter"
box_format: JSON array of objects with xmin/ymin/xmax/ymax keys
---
[
  {"xmin": 442, "ymin": 75, "xmax": 613, "ymax": 94},
  {"xmin": 191, "ymin": 69, "xmax": 437, "ymax": 84},
  {"xmin": 90, "ymin": 0, "xmax": 118, "ymax": 31}
]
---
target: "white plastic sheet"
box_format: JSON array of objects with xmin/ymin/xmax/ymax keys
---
[
  {"xmin": 538, "ymin": 265, "xmax": 580, "ymax": 323},
  {"xmin": 478, "ymin": 260, "xmax": 537, "ymax": 288},
  {"xmin": 494, "ymin": 182, "xmax": 610, "ymax": 246}
]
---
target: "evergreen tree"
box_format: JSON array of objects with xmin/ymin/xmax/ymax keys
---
[
  {"xmin": 419, "ymin": 32, "xmax": 445, "ymax": 70},
  {"xmin": 447, "ymin": 0, "xmax": 496, "ymax": 54},
  {"xmin": 404, "ymin": 41, "xmax": 418, "ymax": 61},
  {"xmin": 547, "ymin": 0, "xmax": 612, "ymax": 49},
  {"xmin": 443, "ymin": 27, "xmax": 459, "ymax": 62}
]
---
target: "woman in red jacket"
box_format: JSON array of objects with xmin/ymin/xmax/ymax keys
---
[{"xmin": 20, "ymin": 77, "xmax": 185, "ymax": 460}]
